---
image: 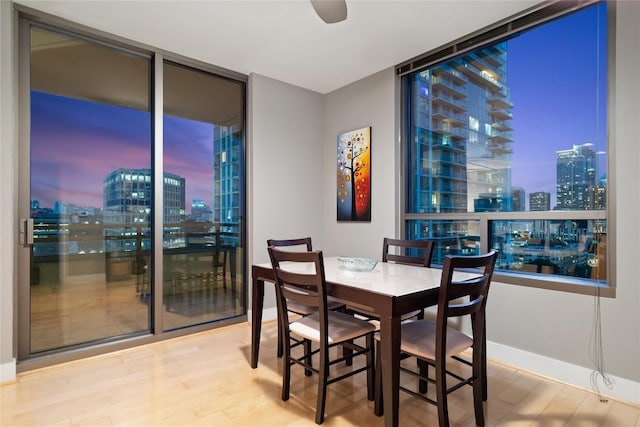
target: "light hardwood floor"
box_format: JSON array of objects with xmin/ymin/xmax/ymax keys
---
[{"xmin": 2, "ymin": 320, "xmax": 639, "ymax": 426}]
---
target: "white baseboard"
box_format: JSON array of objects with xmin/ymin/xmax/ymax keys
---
[
  {"xmin": 488, "ymin": 341, "xmax": 640, "ymax": 405},
  {"xmin": 0, "ymin": 358, "xmax": 16, "ymax": 385},
  {"xmin": 246, "ymin": 310, "xmax": 640, "ymax": 405}
]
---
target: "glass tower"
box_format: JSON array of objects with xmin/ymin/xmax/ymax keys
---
[
  {"xmin": 407, "ymin": 43, "xmax": 513, "ymax": 260},
  {"xmin": 556, "ymin": 144, "xmax": 597, "ymax": 210}
]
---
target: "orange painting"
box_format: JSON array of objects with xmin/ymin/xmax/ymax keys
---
[{"xmin": 337, "ymin": 127, "xmax": 371, "ymax": 221}]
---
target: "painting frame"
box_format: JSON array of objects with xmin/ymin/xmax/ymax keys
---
[{"xmin": 337, "ymin": 126, "xmax": 371, "ymax": 222}]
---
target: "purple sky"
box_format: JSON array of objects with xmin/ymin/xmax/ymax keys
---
[
  {"xmin": 507, "ymin": 3, "xmax": 607, "ymax": 208},
  {"xmin": 31, "ymin": 92, "xmax": 214, "ymax": 212},
  {"xmin": 30, "ymin": 3, "xmax": 606, "ymax": 213}
]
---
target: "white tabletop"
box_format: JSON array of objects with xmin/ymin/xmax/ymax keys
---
[{"xmin": 258, "ymin": 256, "xmax": 478, "ymax": 298}]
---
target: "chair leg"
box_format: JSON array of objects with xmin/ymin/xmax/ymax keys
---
[
  {"xmin": 374, "ymin": 340, "xmax": 383, "ymax": 416},
  {"xmin": 282, "ymin": 338, "xmax": 291, "ymax": 402},
  {"xmin": 315, "ymin": 348, "xmax": 329, "ymax": 424},
  {"xmin": 222, "ymin": 252, "xmax": 228, "ymax": 290},
  {"xmin": 473, "ymin": 374, "xmax": 485, "ymax": 426},
  {"xmin": 338, "ymin": 307, "xmax": 353, "ymax": 366},
  {"xmin": 304, "ymin": 339, "xmax": 313, "ymax": 377},
  {"xmin": 418, "ymin": 359, "xmax": 429, "ymax": 394},
  {"xmin": 482, "ymin": 320, "xmax": 488, "ymax": 401},
  {"xmin": 435, "ymin": 359, "xmax": 450, "ymax": 427},
  {"xmin": 343, "ymin": 341, "xmax": 354, "ymax": 366},
  {"xmin": 474, "ymin": 346, "xmax": 486, "ymax": 426},
  {"xmin": 276, "ymin": 314, "xmax": 284, "ymax": 358}
]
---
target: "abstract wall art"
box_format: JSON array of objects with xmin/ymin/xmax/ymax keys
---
[{"xmin": 337, "ymin": 126, "xmax": 371, "ymax": 222}]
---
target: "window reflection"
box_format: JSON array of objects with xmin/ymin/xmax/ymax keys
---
[
  {"xmin": 403, "ymin": 3, "xmax": 609, "ymax": 288},
  {"xmin": 407, "ymin": 219, "xmax": 480, "ymax": 265},
  {"xmin": 162, "ymin": 62, "xmax": 244, "ymax": 330},
  {"xmin": 490, "ymin": 219, "xmax": 607, "ymax": 281},
  {"xmin": 28, "ymin": 27, "xmax": 152, "ymax": 353}
]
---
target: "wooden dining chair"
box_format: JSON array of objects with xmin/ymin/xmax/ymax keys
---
[
  {"xmin": 382, "ymin": 237, "xmax": 435, "ymax": 268},
  {"xmin": 268, "ymin": 247, "xmax": 376, "ymax": 424},
  {"xmin": 374, "ymin": 250, "xmax": 498, "ymax": 427},
  {"xmin": 267, "ymin": 238, "xmax": 346, "ymax": 358},
  {"xmin": 267, "ymin": 237, "xmax": 313, "ymax": 252}
]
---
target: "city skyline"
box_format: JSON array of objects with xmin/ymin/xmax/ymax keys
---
[
  {"xmin": 507, "ymin": 2, "xmax": 607, "ymax": 208},
  {"xmin": 30, "ymin": 3, "xmax": 607, "ymax": 213},
  {"xmin": 31, "ymin": 91, "xmax": 215, "ymax": 212}
]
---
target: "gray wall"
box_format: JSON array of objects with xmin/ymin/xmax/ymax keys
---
[
  {"xmin": 2, "ymin": 0, "xmax": 638, "ymax": 404},
  {"xmin": 484, "ymin": 2, "xmax": 639, "ymax": 399},
  {"xmin": 248, "ymin": 74, "xmax": 325, "ymax": 317},
  {"xmin": 0, "ymin": 0, "xmax": 17, "ymax": 383},
  {"xmin": 315, "ymin": 2, "xmax": 639, "ymax": 403},
  {"xmin": 322, "ymin": 68, "xmax": 398, "ymax": 259}
]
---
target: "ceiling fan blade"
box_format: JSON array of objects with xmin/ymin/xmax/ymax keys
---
[{"xmin": 310, "ymin": 0, "xmax": 347, "ymax": 24}]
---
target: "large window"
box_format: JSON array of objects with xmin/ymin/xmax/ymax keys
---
[{"xmin": 402, "ymin": 2, "xmax": 609, "ymax": 292}]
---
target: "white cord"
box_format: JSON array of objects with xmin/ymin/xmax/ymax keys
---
[
  {"xmin": 589, "ymin": 283, "xmax": 614, "ymax": 402},
  {"xmin": 588, "ymin": 3, "xmax": 614, "ymax": 404}
]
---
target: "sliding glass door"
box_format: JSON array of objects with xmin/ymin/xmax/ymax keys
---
[
  {"xmin": 18, "ymin": 21, "xmax": 246, "ymax": 364},
  {"xmin": 22, "ymin": 26, "xmax": 152, "ymax": 355},
  {"xmin": 162, "ymin": 62, "xmax": 245, "ymax": 330}
]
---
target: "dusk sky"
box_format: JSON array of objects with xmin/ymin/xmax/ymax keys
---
[
  {"xmin": 507, "ymin": 2, "xmax": 607, "ymax": 207},
  {"xmin": 31, "ymin": 92, "xmax": 215, "ymax": 211},
  {"xmin": 30, "ymin": 3, "xmax": 606, "ymax": 213}
]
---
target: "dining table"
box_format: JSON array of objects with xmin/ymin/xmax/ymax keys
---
[{"xmin": 250, "ymin": 256, "xmax": 479, "ymax": 427}]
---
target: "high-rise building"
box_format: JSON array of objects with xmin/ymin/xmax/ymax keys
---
[
  {"xmin": 474, "ymin": 192, "xmax": 511, "ymax": 212},
  {"xmin": 213, "ymin": 126, "xmax": 242, "ymax": 224},
  {"xmin": 103, "ymin": 168, "xmax": 185, "ymax": 225},
  {"xmin": 587, "ymin": 184, "xmax": 607, "ymax": 210},
  {"xmin": 556, "ymin": 143, "xmax": 597, "ymax": 210},
  {"xmin": 408, "ymin": 43, "xmax": 513, "ymax": 257},
  {"xmin": 511, "ymin": 187, "xmax": 525, "ymax": 211},
  {"xmin": 529, "ymin": 192, "xmax": 551, "ymax": 211},
  {"xmin": 54, "ymin": 201, "xmax": 71, "ymax": 215},
  {"xmin": 191, "ymin": 198, "xmax": 214, "ymax": 223},
  {"xmin": 103, "ymin": 168, "xmax": 185, "ymax": 251}
]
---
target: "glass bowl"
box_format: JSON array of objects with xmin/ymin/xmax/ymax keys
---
[{"xmin": 337, "ymin": 257, "xmax": 378, "ymax": 272}]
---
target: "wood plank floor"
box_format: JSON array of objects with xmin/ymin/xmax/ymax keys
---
[{"xmin": 2, "ymin": 320, "xmax": 639, "ymax": 426}]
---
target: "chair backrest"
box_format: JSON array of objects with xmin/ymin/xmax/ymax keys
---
[
  {"xmin": 436, "ymin": 250, "xmax": 498, "ymax": 351},
  {"xmin": 267, "ymin": 247, "xmax": 329, "ymax": 334},
  {"xmin": 267, "ymin": 237, "xmax": 313, "ymax": 251},
  {"xmin": 382, "ymin": 238, "xmax": 435, "ymax": 267}
]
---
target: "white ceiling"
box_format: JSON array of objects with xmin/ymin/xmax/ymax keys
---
[{"xmin": 16, "ymin": 0, "xmax": 542, "ymax": 94}]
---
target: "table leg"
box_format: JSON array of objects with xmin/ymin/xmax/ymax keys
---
[
  {"xmin": 379, "ymin": 314, "xmax": 401, "ymax": 427},
  {"xmin": 251, "ymin": 276, "xmax": 265, "ymax": 369}
]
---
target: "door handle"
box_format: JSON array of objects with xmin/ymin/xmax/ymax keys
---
[{"xmin": 19, "ymin": 218, "xmax": 34, "ymax": 245}]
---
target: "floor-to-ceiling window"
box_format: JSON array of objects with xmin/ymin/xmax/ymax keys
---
[
  {"xmin": 401, "ymin": 1, "xmax": 610, "ymax": 293},
  {"xmin": 18, "ymin": 19, "xmax": 246, "ymax": 367}
]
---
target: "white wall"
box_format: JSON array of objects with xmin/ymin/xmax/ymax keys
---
[
  {"xmin": 249, "ymin": 74, "xmax": 324, "ymax": 315},
  {"xmin": 322, "ymin": 68, "xmax": 397, "ymax": 259}
]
